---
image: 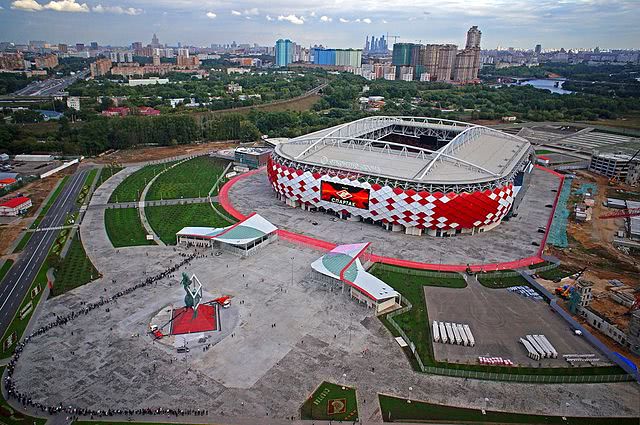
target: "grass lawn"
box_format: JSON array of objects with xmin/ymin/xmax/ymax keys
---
[
  {"xmin": 95, "ymin": 166, "xmax": 123, "ymax": 189},
  {"xmin": 300, "ymin": 382, "xmax": 358, "ymax": 421},
  {"xmin": 378, "ymin": 394, "xmax": 639, "ymax": 424},
  {"xmin": 104, "ymin": 208, "xmax": 155, "ymax": 248},
  {"xmin": 146, "ymin": 203, "xmax": 233, "ymax": 245},
  {"xmin": 535, "ymin": 149, "xmax": 555, "ymax": 155},
  {"xmin": 606, "ymin": 187, "xmax": 640, "ymax": 202},
  {"xmin": 1, "ymin": 255, "xmax": 50, "ymax": 357},
  {"xmin": 109, "ymin": 162, "xmax": 177, "ymax": 203},
  {"xmin": 374, "ymin": 265, "xmax": 623, "ymax": 377},
  {"xmin": 0, "ymin": 260, "xmax": 14, "ymax": 284},
  {"xmin": 147, "ymin": 156, "xmax": 227, "ymax": 200},
  {"xmin": 534, "ymin": 267, "xmax": 579, "ymax": 282},
  {"xmin": 370, "ymin": 264, "xmax": 466, "ymax": 289},
  {"xmin": 476, "ymin": 271, "xmax": 528, "ymax": 288},
  {"xmin": 51, "ymin": 235, "xmax": 100, "ymax": 297},
  {"xmin": 0, "ymin": 367, "xmax": 47, "ymax": 425}
]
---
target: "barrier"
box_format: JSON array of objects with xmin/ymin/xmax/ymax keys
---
[{"xmin": 40, "ymin": 159, "xmax": 79, "ymax": 179}]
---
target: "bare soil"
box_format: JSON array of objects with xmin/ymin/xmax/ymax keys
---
[
  {"xmin": 88, "ymin": 141, "xmax": 239, "ymax": 165},
  {"xmin": 0, "ymin": 166, "xmax": 76, "ymax": 256}
]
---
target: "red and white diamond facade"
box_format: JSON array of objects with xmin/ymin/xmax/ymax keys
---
[{"xmin": 268, "ymin": 117, "xmax": 533, "ymax": 236}]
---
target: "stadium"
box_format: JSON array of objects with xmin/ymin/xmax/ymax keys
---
[{"xmin": 268, "ymin": 116, "xmax": 535, "ymax": 237}]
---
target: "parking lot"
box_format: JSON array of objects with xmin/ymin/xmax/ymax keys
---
[
  {"xmin": 425, "ymin": 276, "xmax": 605, "ymax": 367},
  {"xmin": 228, "ymin": 167, "xmax": 559, "ymax": 266}
]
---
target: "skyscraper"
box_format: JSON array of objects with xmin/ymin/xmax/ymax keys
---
[
  {"xmin": 535, "ymin": 44, "xmax": 542, "ymax": 54},
  {"xmin": 151, "ymin": 33, "xmax": 161, "ymax": 48},
  {"xmin": 275, "ymin": 39, "xmax": 293, "ymax": 67},
  {"xmin": 435, "ymin": 44, "xmax": 457, "ymax": 82},
  {"xmin": 465, "ymin": 26, "xmax": 482, "ymax": 49}
]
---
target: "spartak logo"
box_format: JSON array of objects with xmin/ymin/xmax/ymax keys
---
[{"xmin": 335, "ymin": 190, "xmax": 353, "ymax": 200}]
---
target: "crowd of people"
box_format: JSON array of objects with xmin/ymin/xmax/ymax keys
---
[{"xmin": 4, "ymin": 252, "xmax": 199, "ymax": 419}]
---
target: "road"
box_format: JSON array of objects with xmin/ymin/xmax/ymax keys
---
[
  {"xmin": 11, "ymin": 69, "xmax": 89, "ymax": 97},
  {"xmin": 0, "ymin": 168, "xmax": 89, "ymax": 339}
]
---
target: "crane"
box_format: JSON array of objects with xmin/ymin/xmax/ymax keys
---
[
  {"xmin": 387, "ymin": 33, "xmax": 401, "ymax": 45},
  {"xmin": 555, "ymin": 268, "xmax": 587, "ymax": 299}
]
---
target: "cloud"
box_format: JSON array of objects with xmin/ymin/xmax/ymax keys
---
[
  {"xmin": 309, "ymin": 11, "xmax": 315, "ymax": 17},
  {"xmin": 243, "ymin": 7, "xmax": 258, "ymax": 15},
  {"xmin": 93, "ymin": 4, "xmax": 142, "ymax": 15},
  {"xmin": 382, "ymin": 19, "xmax": 388, "ymax": 23},
  {"xmin": 319, "ymin": 15, "xmax": 331, "ymax": 22},
  {"xmin": 265, "ymin": 14, "xmax": 273, "ymax": 21},
  {"xmin": 11, "ymin": 0, "xmax": 43, "ymax": 11},
  {"xmin": 362, "ymin": 18, "xmax": 371, "ymax": 23},
  {"xmin": 339, "ymin": 17, "xmax": 349, "ymax": 23},
  {"xmin": 231, "ymin": 9, "xmax": 241, "ymax": 15},
  {"xmin": 205, "ymin": 11, "xmax": 216, "ymax": 19},
  {"xmin": 277, "ymin": 14, "xmax": 304, "ymax": 24},
  {"xmin": 43, "ymin": 0, "xmax": 89, "ymax": 12}
]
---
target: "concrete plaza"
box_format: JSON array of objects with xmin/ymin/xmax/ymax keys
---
[{"xmin": 227, "ymin": 167, "xmax": 558, "ymax": 266}]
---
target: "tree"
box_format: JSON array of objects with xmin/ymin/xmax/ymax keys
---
[
  {"xmin": 238, "ymin": 120, "xmax": 261, "ymax": 142},
  {"xmin": 12, "ymin": 110, "xmax": 43, "ymax": 124}
]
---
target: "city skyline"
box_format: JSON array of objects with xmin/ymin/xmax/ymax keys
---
[{"xmin": 1, "ymin": 0, "xmax": 639, "ymax": 50}]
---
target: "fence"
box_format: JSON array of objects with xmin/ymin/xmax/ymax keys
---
[
  {"xmin": 385, "ymin": 294, "xmax": 426, "ymax": 372},
  {"xmin": 372, "ymin": 263, "xmax": 463, "ymax": 279}
]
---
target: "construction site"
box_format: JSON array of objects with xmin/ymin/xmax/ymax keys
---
[{"xmin": 503, "ymin": 123, "xmax": 640, "ymax": 364}]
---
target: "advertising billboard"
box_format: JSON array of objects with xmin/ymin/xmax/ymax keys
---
[{"xmin": 320, "ymin": 181, "xmax": 370, "ymax": 210}]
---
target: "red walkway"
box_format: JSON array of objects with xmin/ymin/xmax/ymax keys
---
[{"xmin": 218, "ymin": 165, "xmax": 564, "ymax": 272}]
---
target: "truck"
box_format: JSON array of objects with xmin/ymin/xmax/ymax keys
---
[
  {"xmin": 463, "ymin": 324, "xmax": 475, "ymax": 347},
  {"xmin": 432, "ymin": 321, "xmax": 440, "ymax": 343},
  {"xmin": 439, "ymin": 321, "xmax": 448, "ymax": 344},
  {"xmin": 520, "ymin": 338, "xmax": 541, "ymax": 361},
  {"xmin": 451, "ymin": 323, "xmax": 463, "ymax": 345},
  {"xmin": 456, "ymin": 323, "xmax": 469, "ymax": 346},
  {"xmin": 445, "ymin": 322, "xmax": 455, "ymax": 344},
  {"xmin": 526, "ymin": 334, "xmax": 548, "ymax": 358}
]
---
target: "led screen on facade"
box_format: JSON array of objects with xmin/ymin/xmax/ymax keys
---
[{"xmin": 320, "ymin": 181, "xmax": 370, "ymax": 210}]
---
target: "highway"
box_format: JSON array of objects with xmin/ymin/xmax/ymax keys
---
[
  {"xmin": 0, "ymin": 168, "xmax": 89, "ymax": 339},
  {"xmin": 11, "ymin": 69, "xmax": 89, "ymax": 97}
]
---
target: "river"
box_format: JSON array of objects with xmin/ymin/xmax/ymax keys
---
[{"xmin": 521, "ymin": 79, "xmax": 573, "ymax": 94}]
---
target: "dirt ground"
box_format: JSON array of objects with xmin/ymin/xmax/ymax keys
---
[
  {"xmin": 543, "ymin": 170, "xmax": 640, "ymax": 363},
  {"xmin": 88, "ymin": 141, "xmax": 239, "ymax": 165},
  {"xmin": 0, "ymin": 165, "xmax": 77, "ymax": 256}
]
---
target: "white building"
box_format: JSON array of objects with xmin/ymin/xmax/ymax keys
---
[
  {"xmin": 128, "ymin": 77, "xmax": 170, "ymax": 87},
  {"xmin": 0, "ymin": 197, "xmax": 32, "ymax": 216},
  {"xmin": 66, "ymin": 96, "xmax": 80, "ymax": 111}
]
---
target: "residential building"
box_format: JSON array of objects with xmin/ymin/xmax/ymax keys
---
[
  {"xmin": 34, "ymin": 54, "xmax": 58, "ymax": 69},
  {"xmin": 177, "ymin": 53, "xmax": 199, "ymax": 68},
  {"xmin": 90, "ymin": 58, "xmax": 112, "ymax": 77},
  {"xmin": 128, "ymin": 77, "xmax": 169, "ymax": 86},
  {"xmin": 58, "ymin": 43, "xmax": 68, "ymax": 53},
  {"xmin": 275, "ymin": 39, "xmax": 293, "ymax": 67},
  {"xmin": 0, "ymin": 53, "xmax": 25, "ymax": 70},
  {"xmin": 435, "ymin": 44, "xmax": 457, "ymax": 82}
]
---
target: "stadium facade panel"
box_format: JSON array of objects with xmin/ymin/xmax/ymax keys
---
[{"xmin": 268, "ymin": 117, "xmax": 534, "ymax": 237}]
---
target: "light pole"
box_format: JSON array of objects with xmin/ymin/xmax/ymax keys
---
[{"xmin": 290, "ymin": 256, "xmax": 294, "ymax": 288}]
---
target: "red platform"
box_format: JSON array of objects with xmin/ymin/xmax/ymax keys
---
[{"xmin": 170, "ymin": 305, "xmax": 217, "ymax": 335}]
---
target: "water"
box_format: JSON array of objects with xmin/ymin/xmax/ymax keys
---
[{"xmin": 522, "ymin": 79, "xmax": 573, "ymax": 95}]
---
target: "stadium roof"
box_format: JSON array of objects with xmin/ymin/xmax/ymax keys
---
[
  {"xmin": 0, "ymin": 196, "xmax": 30, "ymax": 209},
  {"xmin": 276, "ymin": 116, "xmax": 531, "ymax": 185},
  {"xmin": 176, "ymin": 213, "xmax": 277, "ymax": 246},
  {"xmin": 311, "ymin": 242, "xmax": 397, "ymax": 302}
]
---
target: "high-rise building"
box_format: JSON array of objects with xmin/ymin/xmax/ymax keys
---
[
  {"xmin": 75, "ymin": 43, "xmax": 85, "ymax": 51},
  {"xmin": 465, "ymin": 26, "xmax": 482, "ymax": 49},
  {"xmin": 152, "ymin": 55, "xmax": 161, "ymax": 66},
  {"xmin": 35, "ymin": 54, "xmax": 59, "ymax": 69},
  {"xmin": 312, "ymin": 48, "xmax": 362, "ymax": 68},
  {"xmin": 176, "ymin": 52, "xmax": 199, "ymax": 68},
  {"xmin": 131, "ymin": 42, "xmax": 143, "ymax": 51},
  {"xmin": 435, "ymin": 44, "xmax": 457, "ymax": 82},
  {"xmin": 535, "ymin": 44, "xmax": 542, "ymax": 55},
  {"xmin": 275, "ymin": 39, "xmax": 293, "ymax": 67},
  {"xmin": 90, "ymin": 42, "xmax": 99, "ymax": 50},
  {"xmin": 419, "ymin": 44, "xmax": 440, "ymax": 77},
  {"xmin": 392, "ymin": 43, "xmax": 415, "ymax": 66},
  {"xmin": 58, "ymin": 44, "xmax": 68, "ymax": 53},
  {"xmin": 453, "ymin": 49, "xmax": 476, "ymax": 82},
  {"xmin": 0, "ymin": 53, "xmax": 25, "ymax": 71},
  {"xmin": 90, "ymin": 57, "xmax": 112, "ymax": 77},
  {"xmin": 151, "ymin": 33, "xmax": 161, "ymax": 48}
]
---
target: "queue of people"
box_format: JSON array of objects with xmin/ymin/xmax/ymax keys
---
[{"xmin": 4, "ymin": 252, "xmax": 199, "ymax": 419}]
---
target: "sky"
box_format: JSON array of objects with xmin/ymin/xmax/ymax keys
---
[{"xmin": 0, "ymin": 0, "xmax": 639, "ymax": 50}]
